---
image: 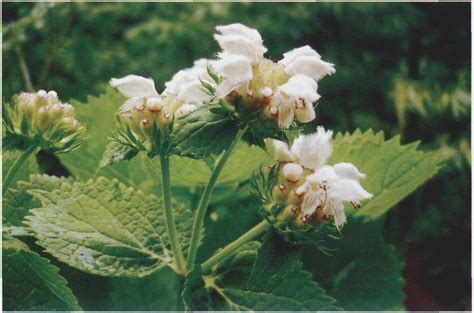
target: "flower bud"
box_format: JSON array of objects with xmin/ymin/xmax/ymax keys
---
[
  {"xmin": 282, "ymin": 163, "xmax": 303, "ymax": 182},
  {"xmin": 4, "ymin": 91, "xmax": 84, "ymax": 153}
]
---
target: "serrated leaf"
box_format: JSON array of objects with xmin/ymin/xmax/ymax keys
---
[
  {"xmin": 330, "ymin": 129, "xmax": 445, "ymax": 220},
  {"xmin": 26, "ymin": 177, "xmax": 194, "ymax": 277},
  {"xmin": 303, "ymin": 217, "xmax": 404, "ymax": 310},
  {"xmin": 3, "ymin": 174, "xmax": 73, "ymax": 227},
  {"xmin": 184, "ymin": 234, "xmax": 338, "ymax": 311},
  {"xmin": 3, "ymin": 237, "xmax": 81, "ymax": 310},
  {"xmin": 172, "ymin": 106, "xmax": 238, "ymax": 159},
  {"xmin": 99, "ymin": 140, "xmax": 139, "ymax": 168}
]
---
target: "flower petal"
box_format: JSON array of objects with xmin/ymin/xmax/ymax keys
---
[
  {"xmin": 176, "ymin": 80, "xmax": 212, "ymax": 105},
  {"xmin": 175, "ymin": 103, "xmax": 197, "ymax": 118},
  {"xmin": 278, "ymin": 75, "xmax": 320, "ymax": 103},
  {"xmin": 284, "ymin": 55, "xmax": 335, "ymax": 81},
  {"xmin": 307, "ymin": 165, "xmax": 337, "ymax": 184},
  {"xmin": 110, "ymin": 75, "xmax": 159, "ymax": 98},
  {"xmin": 119, "ymin": 97, "xmax": 143, "ymax": 113},
  {"xmin": 215, "ymin": 23, "xmax": 267, "ymax": 63},
  {"xmin": 295, "ymin": 101, "xmax": 316, "ymax": 123},
  {"xmin": 279, "ymin": 45, "xmax": 321, "ymax": 67},
  {"xmin": 273, "ymin": 140, "xmax": 294, "ymax": 162},
  {"xmin": 301, "ymin": 190, "xmax": 321, "ymax": 215},
  {"xmin": 333, "ymin": 162, "xmax": 366, "ymax": 180},
  {"xmin": 328, "ymin": 178, "xmax": 373, "ymax": 202},
  {"xmin": 331, "ymin": 200, "xmax": 347, "ymax": 229},
  {"xmin": 213, "ymin": 55, "xmax": 253, "ymax": 97},
  {"xmin": 290, "ymin": 126, "xmax": 333, "ymax": 169}
]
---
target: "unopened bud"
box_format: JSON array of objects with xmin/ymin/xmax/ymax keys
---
[
  {"xmin": 37, "ymin": 90, "xmax": 47, "ymax": 98},
  {"xmin": 147, "ymin": 97, "xmax": 163, "ymax": 112},
  {"xmin": 47, "ymin": 90, "xmax": 58, "ymax": 98},
  {"xmin": 282, "ymin": 163, "xmax": 303, "ymax": 183},
  {"xmin": 260, "ymin": 87, "xmax": 273, "ymax": 97}
]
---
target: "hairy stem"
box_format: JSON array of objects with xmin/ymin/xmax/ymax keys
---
[
  {"xmin": 159, "ymin": 153, "xmax": 186, "ymax": 274},
  {"xmin": 201, "ymin": 219, "xmax": 271, "ymax": 273},
  {"xmin": 3, "ymin": 145, "xmax": 36, "ymax": 194},
  {"xmin": 186, "ymin": 126, "xmax": 248, "ymax": 271}
]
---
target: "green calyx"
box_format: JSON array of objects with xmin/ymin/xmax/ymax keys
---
[{"xmin": 3, "ymin": 91, "xmax": 84, "ymax": 154}]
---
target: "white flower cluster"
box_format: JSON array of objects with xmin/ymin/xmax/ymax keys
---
[
  {"xmin": 212, "ymin": 23, "xmax": 335, "ymax": 128},
  {"xmin": 7, "ymin": 90, "xmax": 83, "ymax": 152},
  {"xmin": 272, "ymin": 126, "xmax": 372, "ymax": 229},
  {"xmin": 110, "ymin": 23, "xmax": 334, "ymax": 135},
  {"xmin": 109, "ymin": 68, "xmax": 212, "ymax": 144}
]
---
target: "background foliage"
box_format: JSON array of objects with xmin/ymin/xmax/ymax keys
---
[{"xmin": 3, "ymin": 2, "xmax": 471, "ymax": 310}]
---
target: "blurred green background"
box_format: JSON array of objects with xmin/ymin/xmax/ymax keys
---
[{"xmin": 2, "ymin": 2, "xmax": 471, "ymax": 310}]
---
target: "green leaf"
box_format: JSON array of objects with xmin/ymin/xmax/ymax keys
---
[
  {"xmin": 26, "ymin": 177, "xmax": 194, "ymax": 277},
  {"xmin": 172, "ymin": 106, "xmax": 238, "ymax": 159},
  {"xmin": 184, "ymin": 234, "xmax": 338, "ymax": 311},
  {"xmin": 183, "ymin": 242, "xmax": 260, "ymax": 310},
  {"xmin": 330, "ymin": 129, "xmax": 445, "ymax": 220},
  {"xmin": 3, "ymin": 174, "xmax": 73, "ymax": 227},
  {"xmin": 99, "ymin": 140, "xmax": 139, "ymax": 168},
  {"xmin": 2, "ymin": 149, "xmax": 40, "ymax": 187},
  {"xmin": 303, "ymin": 217, "xmax": 404, "ymax": 310},
  {"xmin": 3, "ymin": 237, "xmax": 81, "ymax": 310},
  {"xmin": 109, "ymin": 267, "xmax": 183, "ymax": 310}
]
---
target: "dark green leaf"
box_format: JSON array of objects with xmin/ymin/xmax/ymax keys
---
[
  {"xmin": 172, "ymin": 106, "xmax": 238, "ymax": 159},
  {"xmin": 3, "ymin": 237, "xmax": 81, "ymax": 310}
]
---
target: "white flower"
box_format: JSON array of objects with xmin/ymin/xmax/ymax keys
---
[
  {"xmin": 213, "ymin": 54, "xmax": 252, "ymax": 97},
  {"xmin": 175, "ymin": 104, "xmax": 197, "ymax": 118},
  {"xmin": 110, "ymin": 75, "xmax": 160, "ymax": 113},
  {"xmin": 271, "ymin": 92, "xmax": 295, "ymax": 128},
  {"xmin": 279, "ymin": 45, "xmax": 335, "ymax": 81},
  {"xmin": 214, "ymin": 23, "xmax": 267, "ymax": 64},
  {"xmin": 291, "ymin": 126, "xmax": 333, "ymax": 169},
  {"xmin": 302, "ymin": 164, "xmax": 372, "ymax": 229},
  {"xmin": 176, "ymin": 80, "xmax": 211, "ymax": 106},
  {"xmin": 110, "ymin": 75, "xmax": 159, "ymax": 98},
  {"xmin": 271, "ymin": 127, "xmax": 371, "ymax": 230},
  {"xmin": 271, "ymin": 75, "xmax": 320, "ymax": 127},
  {"xmin": 163, "ymin": 59, "xmax": 213, "ymax": 106},
  {"xmin": 282, "ymin": 163, "xmax": 303, "ymax": 182}
]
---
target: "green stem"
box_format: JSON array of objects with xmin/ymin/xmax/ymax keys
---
[
  {"xmin": 159, "ymin": 153, "xmax": 186, "ymax": 274},
  {"xmin": 186, "ymin": 126, "xmax": 248, "ymax": 271},
  {"xmin": 3, "ymin": 145, "xmax": 36, "ymax": 194},
  {"xmin": 201, "ymin": 219, "xmax": 271, "ymax": 273}
]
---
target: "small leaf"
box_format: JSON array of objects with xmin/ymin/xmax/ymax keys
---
[
  {"xmin": 3, "ymin": 237, "xmax": 81, "ymax": 310},
  {"xmin": 100, "ymin": 141, "xmax": 139, "ymax": 168},
  {"xmin": 26, "ymin": 177, "xmax": 194, "ymax": 277},
  {"xmin": 172, "ymin": 105, "xmax": 238, "ymax": 159},
  {"xmin": 207, "ymin": 64, "xmax": 221, "ymax": 84}
]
